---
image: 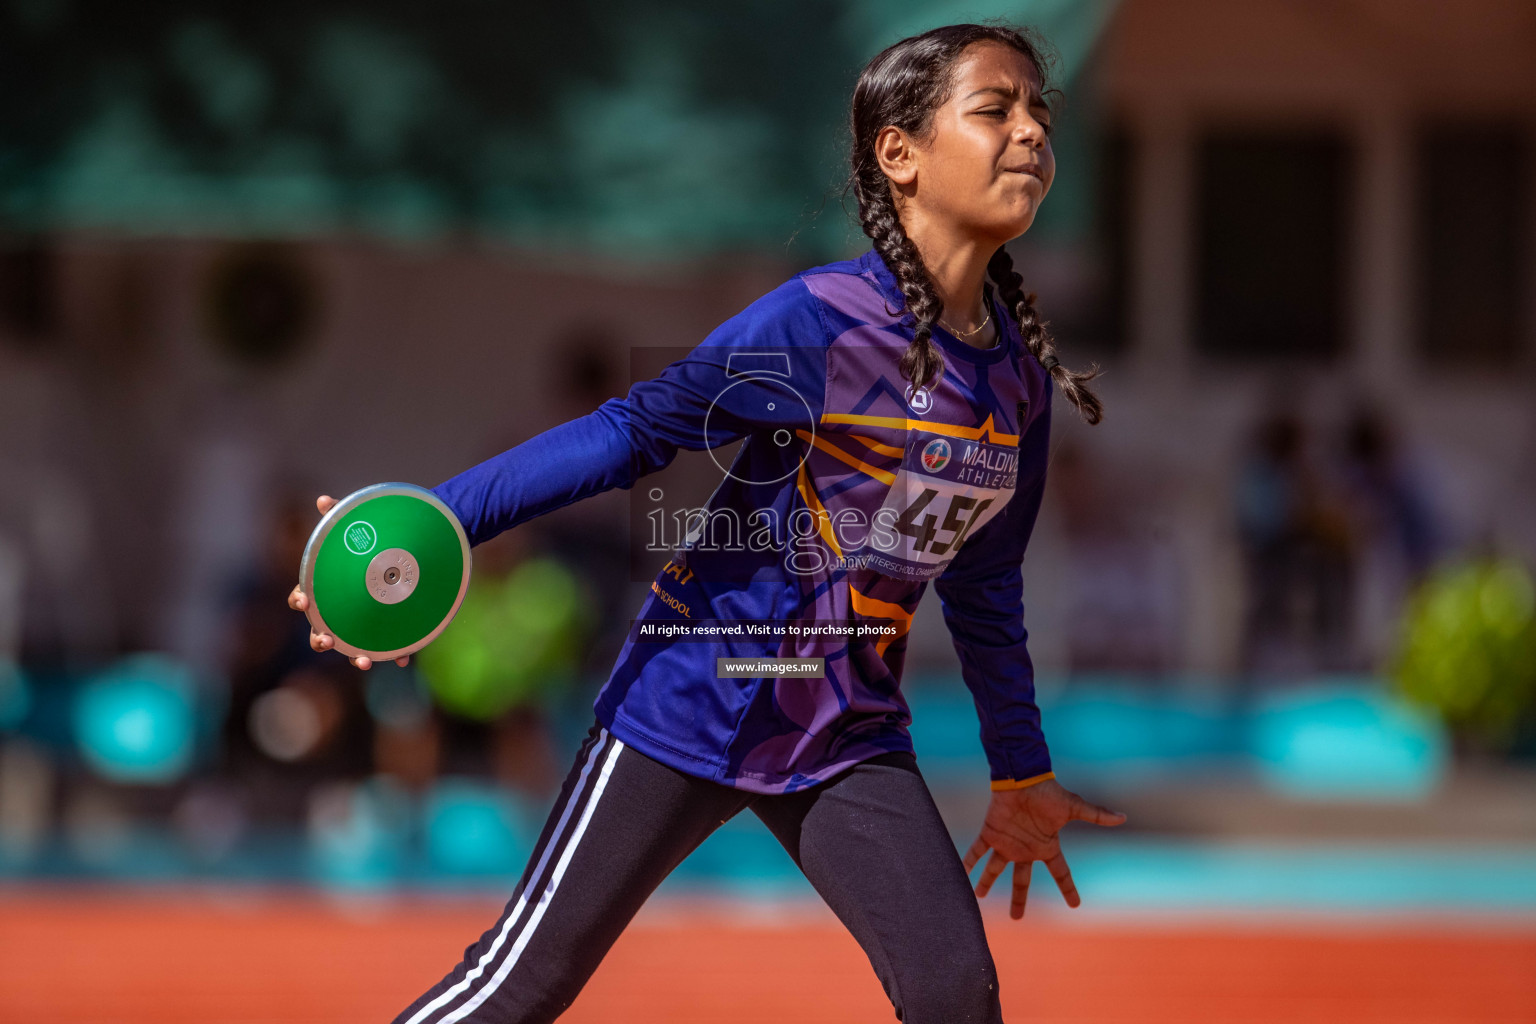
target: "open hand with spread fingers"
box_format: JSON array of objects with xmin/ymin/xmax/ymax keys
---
[
  {"xmin": 285, "ymin": 494, "xmax": 412, "ymax": 673},
  {"xmin": 963, "ymin": 778, "xmax": 1126, "ymax": 919}
]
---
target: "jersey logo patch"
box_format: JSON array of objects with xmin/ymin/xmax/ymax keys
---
[{"xmin": 905, "ymin": 384, "xmax": 932, "ymax": 413}]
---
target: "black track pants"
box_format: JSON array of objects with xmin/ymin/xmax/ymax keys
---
[{"xmin": 391, "ymin": 720, "xmax": 1004, "ymax": 1024}]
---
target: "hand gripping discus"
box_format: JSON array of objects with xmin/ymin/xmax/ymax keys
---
[{"xmin": 298, "ymin": 483, "xmax": 472, "ymax": 660}]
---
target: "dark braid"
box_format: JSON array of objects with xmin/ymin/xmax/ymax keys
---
[
  {"xmin": 854, "ymin": 169, "xmax": 944, "ymax": 390},
  {"xmin": 988, "ymin": 245, "xmax": 1104, "ymax": 424},
  {"xmin": 844, "ymin": 21, "xmax": 1106, "ymax": 423}
]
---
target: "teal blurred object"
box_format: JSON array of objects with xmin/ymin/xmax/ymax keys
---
[
  {"xmin": 423, "ymin": 778, "xmax": 536, "ymax": 878},
  {"xmin": 848, "ymin": 0, "xmax": 1120, "ymax": 76},
  {"xmin": 1060, "ymin": 838, "xmax": 1536, "ymax": 916},
  {"xmin": 72, "ymin": 653, "xmax": 198, "ymax": 784},
  {"xmin": 1249, "ymin": 678, "xmax": 1449, "ymax": 801},
  {"xmin": 905, "ymin": 685, "xmax": 992, "ymax": 781},
  {"xmin": 1039, "ymin": 676, "xmax": 1238, "ymax": 763},
  {"xmin": 308, "ymin": 777, "xmax": 412, "ymax": 890},
  {"xmin": 906, "ymin": 674, "xmax": 1242, "ymax": 788},
  {"xmin": 0, "ymin": 657, "xmax": 31, "ymax": 731},
  {"xmin": 666, "ymin": 833, "xmax": 1536, "ymax": 914},
  {"xmin": 907, "ymin": 672, "xmax": 1448, "ymax": 798}
]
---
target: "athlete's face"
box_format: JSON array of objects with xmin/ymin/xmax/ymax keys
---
[{"xmin": 879, "ymin": 42, "xmax": 1055, "ymax": 245}]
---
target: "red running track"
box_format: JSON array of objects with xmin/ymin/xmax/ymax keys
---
[{"xmin": 1, "ymin": 891, "xmax": 1532, "ymax": 1023}]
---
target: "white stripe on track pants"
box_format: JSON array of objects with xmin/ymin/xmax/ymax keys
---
[{"xmin": 391, "ymin": 719, "xmax": 1004, "ymax": 1024}]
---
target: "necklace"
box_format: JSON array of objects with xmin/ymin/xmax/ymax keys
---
[{"xmin": 939, "ymin": 306, "xmax": 992, "ymax": 339}]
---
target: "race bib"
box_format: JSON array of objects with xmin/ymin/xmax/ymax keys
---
[{"xmin": 853, "ymin": 427, "xmax": 1020, "ymax": 580}]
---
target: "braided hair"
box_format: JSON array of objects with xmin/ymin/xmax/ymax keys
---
[{"xmin": 846, "ymin": 23, "xmax": 1104, "ymax": 425}]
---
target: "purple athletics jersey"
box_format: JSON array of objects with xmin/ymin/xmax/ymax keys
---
[{"xmin": 432, "ymin": 247, "xmax": 1054, "ymax": 794}]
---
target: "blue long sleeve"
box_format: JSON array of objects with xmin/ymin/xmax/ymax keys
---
[
  {"xmin": 431, "ymin": 277, "xmax": 829, "ymax": 548},
  {"xmin": 931, "ymin": 386, "xmax": 1054, "ymax": 784},
  {"xmin": 431, "ymin": 399, "xmax": 637, "ymax": 548}
]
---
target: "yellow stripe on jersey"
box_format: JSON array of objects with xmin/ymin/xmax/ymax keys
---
[
  {"xmin": 795, "ymin": 429, "xmax": 898, "ymax": 487},
  {"xmin": 819, "ymin": 411, "xmax": 1020, "ymax": 447},
  {"xmin": 848, "ymin": 584, "xmax": 914, "ymax": 659},
  {"xmin": 794, "ymin": 461, "xmax": 844, "ymax": 559},
  {"xmin": 845, "ymin": 433, "xmax": 905, "ymax": 459}
]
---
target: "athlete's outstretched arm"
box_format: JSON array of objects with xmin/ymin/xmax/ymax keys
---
[
  {"xmin": 431, "ymin": 277, "xmax": 829, "ymax": 548},
  {"xmin": 931, "ymin": 384, "xmax": 1054, "ymax": 786},
  {"xmin": 931, "ymin": 386, "xmax": 1126, "ymax": 919},
  {"xmin": 291, "ymin": 276, "xmax": 829, "ymax": 668}
]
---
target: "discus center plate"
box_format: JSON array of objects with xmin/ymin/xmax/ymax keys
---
[{"xmin": 367, "ymin": 547, "xmax": 419, "ymax": 604}]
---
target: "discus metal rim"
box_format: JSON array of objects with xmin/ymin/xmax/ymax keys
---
[{"xmin": 298, "ymin": 482, "xmax": 472, "ymax": 661}]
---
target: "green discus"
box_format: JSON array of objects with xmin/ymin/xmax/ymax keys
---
[{"xmin": 298, "ymin": 483, "xmax": 472, "ymax": 661}]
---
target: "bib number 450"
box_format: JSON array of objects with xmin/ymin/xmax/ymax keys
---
[{"xmin": 892, "ymin": 488, "xmax": 993, "ymax": 556}]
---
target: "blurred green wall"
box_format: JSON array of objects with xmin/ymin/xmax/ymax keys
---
[{"xmin": 1, "ymin": 0, "xmax": 1118, "ymax": 260}]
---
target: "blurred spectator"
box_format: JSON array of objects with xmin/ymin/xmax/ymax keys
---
[
  {"xmin": 0, "ymin": 457, "xmax": 116, "ymax": 670},
  {"xmin": 0, "ymin": 738, "xmax": 52, "ymax": 866},
  {"xmin": 218, "ymin": 486, "xmax": 375, "ymax": 824},
  {"xmin": 535, "ymin": 323, "xmax": 641, "ymax": 684},
  {"xmin": 1053, "ymin": 440, "xmax": 1184, "ymax": 676},
  {"xmin": 162, "ymin": 426, "xmax": 268, "ymax": 676},
  {"xmin": 1235, "ymin": 412, "xmax": 1356, "ymax": 677},
  {"xmin": 1334, "ymin": 404, "xmax": 1444, "ymax": 670}
]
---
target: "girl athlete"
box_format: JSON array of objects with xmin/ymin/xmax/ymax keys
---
[{"xmin": 289, "ymin": 22, "xmax": 1125, "ymax": 1023}]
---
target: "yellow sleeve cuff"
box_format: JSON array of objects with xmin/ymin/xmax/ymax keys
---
[{"xmin": 990, "ymin": 771, "xmax": 1055, "ymax": 792}]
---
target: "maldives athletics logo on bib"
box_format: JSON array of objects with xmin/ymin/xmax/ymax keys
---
[{"xmin": 920, "ymin": 437, "xmax": 952, "ymax": 472}]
